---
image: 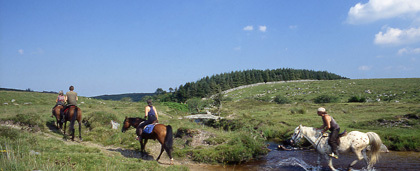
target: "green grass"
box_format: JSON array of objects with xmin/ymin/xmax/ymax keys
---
[{"xmin": 1, "ymin": 78, "xmax": 419, "ymax": 169}]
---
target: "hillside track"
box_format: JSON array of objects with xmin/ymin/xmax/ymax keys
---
[{"xmin": 0, "ymin": 121, "xmax": 190, "ymax": 166}]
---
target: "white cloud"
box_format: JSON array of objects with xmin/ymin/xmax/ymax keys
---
[
  {"xmin": 358, "ymin": 65, "xmax": 372, "ymax": 71},
  {"xmin": 18, "ymin": 49, "xmax": 24, "ymax": 55},
  {"xmin": 259, "ymin": 25, "xmax": 267, "ymax": 32},
  {"xmin": 398, "ymin": 47, "xmax": 420, "ymax": 55},
  {"xmin": 374, "ymin": 26, "xmax": 420, "ymax": 45},
  {"xmin": 347, "ymin": 0, "xmax": 420, "ymax": 24},
  {"xmin": 243, "ymin": 25, "xmax": 253, "ymax": 31},
  {"xmin": 233, "ymin": 46, "xmax": 241, "ymax": 51},
  {"xmin": 289, "ymin": 25, "xmax": 298, "ymax": 30}
]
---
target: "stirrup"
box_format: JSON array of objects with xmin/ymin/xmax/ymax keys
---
[{"xmin": 329, "ymin": 153, "xmax": 339, "ymax": 159}]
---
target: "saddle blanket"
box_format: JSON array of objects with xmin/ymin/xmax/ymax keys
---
[{"xmin": 143, "ymin": 124, "xmax": 156, "ymax": 134}]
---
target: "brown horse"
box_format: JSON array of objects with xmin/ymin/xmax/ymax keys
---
[
  {"xmin": 121, "ymin": 116, "xmax": 174, "ymax": 165},
  {"xmin": 60, "ymin": 106, "xmax": 82, "ymax": 141},
  {"xmin": 52, "ymin": 105, "xmax": 64, "ymax": 129}
]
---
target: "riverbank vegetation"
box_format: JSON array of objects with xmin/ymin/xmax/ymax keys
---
[{"xmin": 1, "ymin": 78, "xmax": 419, "ymax": 170}]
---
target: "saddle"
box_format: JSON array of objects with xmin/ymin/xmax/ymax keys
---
[
  {"xmin": 143, "ymin": 123, "xmax": 158, "ymax": 134},
  {"xmin": 63, "ymin": 105, "xmax": 77, "ymax": 113},
  {"xmin": 338, "ymin": 129, "xmax": 347, "ymax": 138},
  {"xmin": 322, "ymin": 129, "xmax": 347, "ymax": 137}
]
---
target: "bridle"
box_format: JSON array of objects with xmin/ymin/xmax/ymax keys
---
[
  {"xmin": 291, "ymin": 127, "xmax": 303, "ymax": 145},
  {"xmin": 292, "ymin": 126, "xmax": 326, "ymax": 149}
]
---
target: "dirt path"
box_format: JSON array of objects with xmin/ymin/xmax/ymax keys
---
[{"xmin": 0, "ymin": 121, "xmax": 193, "ymax": 167}]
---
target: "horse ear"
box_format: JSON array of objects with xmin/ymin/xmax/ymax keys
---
[
  {"xmin": 125, "ymin": 116, "xmax": 127, "ymax": 119},
  {"xmin": 299, "ymin": 124, "xmax": 302, "ymax": 129}
]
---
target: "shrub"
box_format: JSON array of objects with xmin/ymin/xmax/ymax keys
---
[
  {"xmin": 161, "ymin": 102, "xmax": 188, "ymax": 112},
  {"xmin": 290, "ymin": 107, "xmax": 306, "ymax": 114},
  {"xmin": 348, "ymin": 96, "xmax": 366, "ymax": 103},
  {"xmin": 186, "ymin": 98, "xmax": 212, "ymax": 114},
  {"xmin": 83, "ymin": 112, "xmax": 119, "ymax": 130},
  {"xmin": 255, "ymin": 96, "xmax": 271, "ymax": 102},
  {"xmin": 314, "ymin": 95, "xmax": 339, "ymax": 103},
  {"xmin": 274, "ymin": 95, "xmax": 291, "ymax": 104}
]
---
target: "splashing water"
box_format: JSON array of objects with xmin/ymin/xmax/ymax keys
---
[{"xmin": 275, "ymin": 157, "xmax": 316, "ymax": 171}]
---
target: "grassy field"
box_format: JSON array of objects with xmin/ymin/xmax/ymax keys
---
[{"xmin": 1, "ymin": 78, "xmax": 419, "ymax": 170}]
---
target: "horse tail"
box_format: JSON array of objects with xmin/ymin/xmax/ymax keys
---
[
  {"xmin": 164, "ymin": 125, "xmax": 173, "ymax": 151},
  {"xmin": 366, "ymin": 132, "xmax": 382, "ymax": 165}
]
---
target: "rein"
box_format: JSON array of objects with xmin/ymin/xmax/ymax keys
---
[{"xmin": 297, "ymin": 127, "xmax": 325, "ymax": 149}]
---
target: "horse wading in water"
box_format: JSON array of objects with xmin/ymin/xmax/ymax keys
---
[
  {"xmin": 291, "ymin": 125, "xmax": 382, "ymax": 171},
  {"xmin": 61, "ymin": 106, "xmax": 82, "ymax": 141},
  {"xmin": 121, "ymin": 117, "xmax": 174, "ymax": 165}
]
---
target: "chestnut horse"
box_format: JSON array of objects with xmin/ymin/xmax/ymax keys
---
[
  {"xmin": 52, "ymin": 105, "xmax": 64, "ymax": 129},
  {"xmin": 121, "ymin": 117, "xmax": 174, "ymax": 165},
  {"xmin": 60, "ymin": 106, "xmax": 82, "ymax": 141}
]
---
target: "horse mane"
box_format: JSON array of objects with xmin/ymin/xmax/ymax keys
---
[{"xmin": 128, "ymin": 117, "xmax": 145, "ymax": 128}]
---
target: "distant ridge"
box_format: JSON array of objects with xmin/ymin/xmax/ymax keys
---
[
  {"xmin": 0, "ymin": 88, "xmax": 57, "ymax": 94},
  {"xmin": 92, "ymin": 93, "xmax": 155, "ymax": 102}
]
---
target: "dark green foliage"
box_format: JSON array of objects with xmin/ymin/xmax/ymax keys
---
[
  {"xmin": 274, "ymin": 95, "xmax": 291, "ymax": 104},
  {"xmin": 181, "ymin": 132, "xmax": 268, "ymax": 164},
  {"xmin": 314, "ymin": 95, "xmax": 339, "ymax": 103},
  {"xmin": 174, "ymin": 68, "xmax": 347, "ymax": 102},
  {"xmin": 92, "ymin": 93, "xmax": 154, "ymax": 102},
  {"xmin": 348, "ymin": 96, "xmax": 366, "ymax": 102},
  {"xmin": 204, "ymin": 119, "xmax": 243, "ymax": 131}
]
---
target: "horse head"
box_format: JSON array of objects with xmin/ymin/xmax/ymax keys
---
[
  {"xmin": 121, "ymin": 116, "xmax": 130, "ymax": 133},
  {"xmin": 290, "ymin": 125, "xmax": 303, "ymax": 146}
]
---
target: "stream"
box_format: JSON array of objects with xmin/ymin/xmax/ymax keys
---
[{"xmin": 187, "ymin": 142, "xmax": 420, "ymax": 171}]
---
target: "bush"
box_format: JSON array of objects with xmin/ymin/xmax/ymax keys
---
[
  {"xmin": 314, "ymin": 95, "xmax": 339, "ymax": 103},
  {"xmin": 274, "ymin": 96, "xmax": 291, "ymax": 104},
  {"xmin": 255, "ymin": 96, "xmax": 271, "ymax": 102},
  {"xmin": 186, "ymin": 98, "xmax": 212, "ymax": 114},
  {"xmin": 290, "ymin": 107, "xmax": 306, "ymax": 114},
  {"xmin": 83, "ymin": 112, "xmax": 119, "ymax": 130},
  {"xmin": 348, "ymin": 96, "xmax": 366, "ymax": 103},
  {"xmin": 161, "ymin": 102, "xmax": 188, "ymax": 112}
]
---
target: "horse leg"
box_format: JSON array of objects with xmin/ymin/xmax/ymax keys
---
[
  {"xmin": 348, "ymin": 150, "xmax": 364, "ymax": 171},
  {"xmin": 325, "ymin": 154, "xmax": 337, "ymax": 171},
  {"xmin": 78, "ymin": 120, "xmax": 82, "ymax": 141},
  {"xmin": 361, "ymin": 149, "xmax": 371, "ymax": 170},
  {"xmin": 156, "ymin": 145, "xmax": 165, "ymax": 162}
]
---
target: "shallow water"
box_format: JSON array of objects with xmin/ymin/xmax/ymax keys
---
[{"xmin": 187, "ymin": 142, "xmax": 420, "ymax": 171}]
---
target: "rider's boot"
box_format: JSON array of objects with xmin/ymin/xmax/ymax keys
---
[
  {"xmin": 136, "ymin": 128, "xmax": 143, "ymax": 140},
  {"xmin": 329, "ymin": 150, "xmax": 339, "ymax": 159}
]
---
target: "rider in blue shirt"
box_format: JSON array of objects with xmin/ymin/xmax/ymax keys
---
[{"xmin": 137, "ymin": 99, "xmax": 159, "ymax": 139}]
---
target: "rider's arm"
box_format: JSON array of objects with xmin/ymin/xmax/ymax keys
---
[
  {"xmin": 145, "ymin": 106, "xmax": 149, "ymax": 118},
  {"xmin": 154, "ymin": 106, "xmax": 158, "ymax": 120}
]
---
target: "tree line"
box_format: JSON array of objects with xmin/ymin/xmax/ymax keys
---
[{"xmin": 156, "ymin": 68, "xmax": 347, "ymax": 103}]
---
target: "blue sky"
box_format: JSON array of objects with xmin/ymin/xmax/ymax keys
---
[{"xmin": 1, "ymin": 0, "xmax": 420, "ymax": 97}]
